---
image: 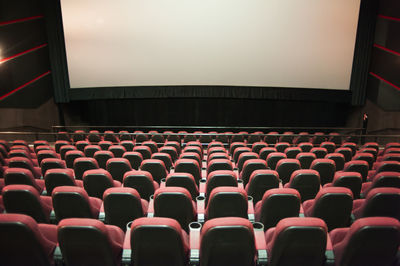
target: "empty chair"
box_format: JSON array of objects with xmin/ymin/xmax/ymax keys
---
[
  {"xmin": 352, "ymin": 187, "xmax": 400, "ymax": 220},
  {"xmin": 57, "ymin": 131, "xmax": 71, "ymax": 141},
  {"xmin": 310, "ymin": 159, "xmax": 336, "ymax": 185},
  {"xmin": 35, "ymin": 145, "xmax": 53, "ymax": 154},
  {"xmin": 8, "ymin": 156, "xmax": 42, "ymax": 178},
  {"xmin": 240, "ymin": 159, "xmax": 268, "ymax": 186},
  {"xmin": 9, "ymin": 149, "xmax": 38, "ymax": 165},
  {"xmin": 183, "ymin": 133, "xmax": 197, "ymax": 143},
  {"xmin": 74, "ymin": 157, "xmax": 99, "ymax": 180},
  {"xmin": 215, "ymin": 132, "xmax": 230, "ymax": 143},
  {"xmin": 232, "ymin": 146, "xmax": 250, "ymax": 163},
  {"xmin": 153, "ymin": 187, "xmax": 196, "ymax": 231},
  {"xmin": 72, "ymin": 130, "xmax": 86, "ymax": 142},
  {"xmin": 4, "ymin": 167, "xmax": 45, "ymax": 193},
  {"xmin": 2, "ymin": 185, "xmax": 52, "ymax": 223},
  {"xmin": 151, "ymin": 152, "xmax": 173, "ymax": 170},
  {"xmin": 75, "ymin": 140, "xmax": 90, "ymax": 152},
  {"xmin": 57, "ymin": 218, "xmax": 124, "ymax": 266},
  {"xmin": 60, "ymin": 145, "xmax": 77, "ymax": 160},
  {"xmin": 134, "ymin": 131, "xmax": 148, "ymax": 144},
  {"xmin": 99, "ymin": 140, "xmax": 113, "ymax": 151},
  {"xmin": 83, "ymin": 169, "xmax": 121, "ymax": 199},
  {"xmin": 119, "ymin": 131, "xmax": 131, "ymax": 141},
  {"xmin": 385, "ymin": 142, "xmax": 400, "ymax": 151},
  {"xmin": 104, "ymin": 130, "xmax": 119, "ymax": 143},
  {"xmin": 52, "ymin": 186, "xmax": 102, "ymax": 221},
  {"xmin": 94, "ymin": 150, "xmax": 114, "ymax": 169},
  {"xmin": 259, "ymin": 147, "xmax": 277, "ymax": 160},
  {"xmin": 237, "ymin": 152, "xmax": 258, "ymax": 172},
  {"xmin": 328, "ymin": 132, "xmax": 342, "ymax": 146},
  {"xmin": 294, "ymin": 132, "xmax": 310, "ymax": 145},
  {"xmin": 180, "ymin": 152, "xmax": 202, "ymax": 166},
  {"xmin": 324, "ymin": 171, "xmax": 362, "ymax": 199},
  {"xmin": 275, "ymin": 142, "xmax": 290, "ymax": 153},
  {"xmin": 133, "ymin": 145, "xmax": 152, "ymax": 160},
  {"xmin": 140, "ymin": 159, "xmax": 168, "ymax": 184},
  {"xmin": 335, "ymin": 147, "xmax": 353, "ymax": 162},
  {"xmin": 265, "ymin": 217, "xmax": 327, "ymax": 266},
  {"xmin": 285, "ymin": 169, "xmax": 321, "ymax": 202},
  {"xmin": 325, "ymin": 152, "xmax": 345, "ymax": 171},
  {"xmin": 370, "ymin": 161, "xmax": 400, "ymax": 179},
  {"xmin": 151, "ymin": 132, "xmax": 165, "ymax": 147},
  {"xmin": 65, "ymin": 150, "xmax": 84, "ymax": 168},
  {"xmin": 284, "ymin": 147, "xmax": 302, "ymax": 159},
  {"xmin": 207, "ymin": 146, "xmax": 227, "ymax": 156},
  {"xmin": 55, "ymin": 140, "xmax": 70, "ymax": 154},
  {"xmin": 248, "ymin": 132, "xmax": 262, "ymax": 144},
  {"xmin": 380, "ymin": 153, "xmax": 400, "ymax": 163},
  {"xmin": 361, "ymin": 142, "xmax": 379, "ymax": 151},
  {"xmin": 0, "ymin": 213, "xmax": 58, "ymax": 266},
  {"xmin": 266, "ymin": 152, "xmax": 286, "ymax": 170},
  {"xmin": 84, "ymin": 144, "xmax": 101, "ymax": 158},
  {"xmin": 207, "ymin": 158, "xmax": 233, "ymax": 174},
  {"xmin": 108, "ymin": 145, "xmax": 126, "ymax": 158},
  {"xmin": 361, "ymin": 172, "xmax": 400, "ymax": 197},
  {"xmin": 165, "ymin": 172, "xmax": 199, "ymax": 200},
  {"xmin": 123, "ymin": 151, "xmax": 143, "ymax": 170},
  {"xmin": 343, "ymin": 160, "xmax": 369, "ymax": 182},
  {"xmin": 174, "ymin": 158, "xmax": 202, "ymax": 184},
  {"xmin": 88, "ymin": 130, "xmax": 101, "ymax": 143},
  {"xmin": 298, "ymin": 142, "xmax": 314, "ymax": 152},
  {"xmin": 142, "ymin": 140, "xmax": 158, "ymax": 154},
  {"xmin": 264, "ymin": 132, "xmax": 278, "ymax": 145},
  {"xmin": 276, "ymin": 159, "xmax": 301, "ymax": 185},
  {"xmin": 41, "ymin": 158, "xmax": 66, "ymax": 177},
  {"xmin": 296, "ymin": 152, "xmax": 316, "ymax": 169},
  {"xmin": 183, "ymin": 145, "xmax": 203, "ymax": 159},
  {"xmin": 310, "ymin": 147, "xmax": 328, "ymax": 159},
  {"xmin": 303, "ymin": 187, "xmax": 353, "ymax": 231},
  {"xmin": 44, "ymin": 168, "xmax": 83, "ymax": 195},
  {"xmin": 279, "ymin": 132, "xmax": 294, "ymax": 144},
  {"xmin": 207, "ymin": 152, "xmax": 229, "ymax": 163},
  {"xmin": 103, "ymin": 187, "xmax": 147, "ymax": 231},
  {"xmin": 199, "ymin": 133, "xmax": 213, "ymax": 145},
  {"xmin": 206, "ymin": 187, "xmax": 248, "ymax": 219},
  {"xmin": 200, "ymin": 217, "xmax": 256, "ymax": 266},
  {"xmin": 231, "ymin": 132, "xmax": 246, "ymax": 143},
  {"xmin": 246, "ymin": 169, "xmax": 280, "ymax": 204},
  {"xmin": 320, "ymin": 141, "xmax": 336, "ymax": 154},
  {"xmin": 106, "ymin": 158, "xmax": 132, "ymax": 183},
  {"xmin": 353, "ymin": 152, "xmax": 375, "ymax": 170},
  {"xmin": 37, "ymin": 150, "xmax": 59, "ymax": 166},
  {"xmin": 359, "ymin": 148, "xmax": 378, "ymax": 161},
  {"xmin": 123, "ymin": 170, "xmax": 159, "ymax": 201},
  {"xmin": 330, "ymin": 217, "xmax": 400, "ymax": 266},
  {"xmin": 205, "ymin": 170, "xmax": 238, "ymax": 203},
  {"xmin": 164, "ymin": 141, "xmax": 181, "ymax": 155},
  {"xmin": 130, "ymin": 217, "xmax": 189, "ymax": 266},
  {"xmin": 255, "ymin": 188, "xmax": 301, "ymax": 230},
  {"xmin": 120, "ymin": 140, "xmax": 134, "ymax": 151},
  {"xmin": 341, "ymin": 142, "xmax": 357, "ymax": 156},
  {"xmin": 252, "ymin": 142, "xmax": 268, "ymax": 154}
]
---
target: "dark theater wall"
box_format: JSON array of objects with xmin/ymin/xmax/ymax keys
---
[{"xmin": 0, "ymin": 0, "xmax": 59, "ymax": 130}]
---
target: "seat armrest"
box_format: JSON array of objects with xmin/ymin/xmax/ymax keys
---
[
  {"xmin": 325, "ymin": 233, "xmax": 335, "ymax": 266},
  {"xmin": 253, "ymin": 222, "xmax": 268, "ymax": 265},
  {"xmin": 199, "ymin": 180, "xmax": 206, "ymax": 197},
  {"xmin": 160, "ymin": 178, "xmax": 166, "ymax": 189},
  {"xmin": 122, "ymin": 228, "xmax": 131, "ymax": 266},
  {"xmin": 189, "ymin": 222, "xmax": 202, "ymax": 266},
  {"xmin": 248, "ymin": 196, "xmax": 255, "ymax": 223},
  {"xmin": 196, "ymin": 196, "xmax": 205, "ymax": 223},
  {"xmin": 53, "ymin": 245, "xmax": 63, "ymax": 266},
  {"xmin": 147, "ymin": 195, "xmax": 154, "ymax": 218}
]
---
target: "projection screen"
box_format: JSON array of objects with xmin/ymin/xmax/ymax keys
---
[{"xmin": 60, "ymin": 0, "xmax": 361, "ymax": 90}]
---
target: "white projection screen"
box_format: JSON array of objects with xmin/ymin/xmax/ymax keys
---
[{"xmin": 60, "ymin": 0, "xmax": 361, "ymax": 90}]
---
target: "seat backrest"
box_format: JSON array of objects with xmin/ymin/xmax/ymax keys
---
[
  {"xmin": 259, "ymin": 147, "xmax": 278, "ymax": 160},
  {"xmin": 65, "ymin": 150, "xmax": 85, "ymax": 168},
  {"xmin": 120, "ymin": 140, "xmax": 135, "ymax": 151},
  {"xmin": 310, "ymin": 158, "xmax": 336, "ymax": 185},
  {"xmin": 52, "ymin": 186, "xmax": 98, "ymax": 221},
  {"xmin": 165, "ymin": 173, "xmax": 199, "ymax": 200},
  {"xmin": 309, "ymin": 187, "xmax": 353, "ymax": 231},
  {"xmin": 44, "ymin": 168, "xmax": 77, "ymax": 195},
  {"xmin": 246, "ymin": 169, "xmax": 280, "ymax": 203},
  {"xmin": 361, "ymin": 187, "xmax": 400, "ymax": 220},
  {"xmin": 88, "ymin": 130, "xmax": 101, "ymax": 143},
  {"xmin": 353, "ymin": 152, "xmax": 375, "ymax": 169},
  {"xmin": 98, "ymin": 140, "xmax": 113, "ymax": 151},
  {"xmin": 2, "ymin": 185, "xmax": 50, "ymax": 223},
  {"xmin": 41, "ymin": 158, "xmax": 66, "ymax": 176},
  {"xmin": 4, "ymin": 167, "xmax": 41, "ymax": 192},
  {"xmin": 240, "ymin": 159, "xmax": 268, "ymax": 186},
  {"xmin": 206, "ymin": 187, "xmax": 248, "ymax": 219},
  {"xmin": 275, "ymin": 142, "xmax": 290, "ymax": 153},
  {"xmin": 60, "ymin": 145, "xmax": 78, "ymax": 160},
  {"xmin": 122, "ymin": 151, "xmax": 143, "ymax": 170},
  {"xmin": 375, "ymin": 161, "xmax": 400, "ymax": 174},
  {"xmin": 310, "ymin": 147, "xmax": 328, "ymax": 159},
  {"xmin": 108, "ymin": 145, "xmax": 127, "ymax": 158},
  {"xmin": 320, "ymin": 141, "xmax": 336, "ymax": 153},
  {"xmin": 75, "ymin": 140, "xmax": 90, "ymax": 152},
  {"xmin": 174, "ymin": 158, "xmax": 202, "ymax": 184},
  {"xmin": 325, "ymin": 153, "xmax": 345, "ymax": 172},
  {"xmin": 140, "ymin": 159, "xmax": 168, "ymax": 184},
  {"xmin": 288, "ymin": 169, "xmax": 321, "ymax": 202},
  {"xmin": 237, "ymin": 152, "xmax": 258, "ymax": 172},
  {"xmin": 276, "ymin": 159, "xmax": 301, "ymax": 185},
  {"xmin": 151, "ymin": 152, "xmax": 173, "ymax": 170},
  {"xmin": 201, "ymin": 217, "xmax": 255, "ymax": 266},
  {"xmin": 267, "ymin": 217, "xmax": 327, "ymax": 266},
  {"xmin": 74, "ymin": 157, "xmax": 99, "ymax": 180},
  {"xmin": 333, "ymin": 217, "xmax": 400, "ymax": 266},
  {"xmin": 106, "ymin": 158, "xmax": 132, "ymax": 182},
  {"xmin": 130, "ymin": 217, "xmax": 189, "ymax": 266},
  {"xmin": 94, "ymin": 150, "xmax": 115, "ymax": 169},
  {"xmin": 332, "ymin": 171, "xmax": 362, "ymax": 199},
  {"xmin": 104, "ymin": 130, "xmax": 119, "ymax": 143},
  {"xmin": 258, "ymin": 188, "xmax": 301, "ymax": 230},
  {"xmin": 284, "ymin": 147, "xmax": 302, "ymax": 159},
  {"xmin": 343, "ymin": 160, "xmax": 369, "ymax": 182},
  {"xmin": 298, "ymin": 142, "xmax": 314, "ymax": 152},
  {"xmin": 83, "ymin": 169, "xmax": 115, "ymax": 199},
  {"xmin": 335, "ymin": 147, "xmax": 353, "ymax": 162},
  {"xmin": 8, "ymin": 157, "xmax": 39, "ymax": 177},
  {"xmin": 154, "ymin": 187, "xmax": 195, "ymax": 231},
  {"xmin": 159, "ymin": 146, "xmax": 178, "ymax": 162},
  {"xmin": 207, "ymin": 158, "xmax": 233, "ymax": 174},
  {"xmin": 264, "ymin": 132, "xmax": 278, "ymax": 144},
  {"xmin": 58, "ymin": 218, "xmax": 122, "ymax": 266},
  {"xmin": 369, "ymin": 172, "xmax": 400, "ymax": 192},
  {"xmin": 0, "ymin": 214, "xmax": 56, "ymax": 266},
  {"xmin": 251, "ymin": 142, "xmax": 268, "ymax": 154},
  {"xmin": 206, "ymin": 170, "xmax": 237, "ymax": 203},
  {"xmin": 132, "ymin": 145, "xmax": 152, "ymax": 160},
  {"xmin": 266, "ymin": 152, "xmax": 286, "ymax": 170},
  {"xmin": 103, "ymin": 187, "xmax": 145, "ymax": 231},
  {"xmin": 55, "ymin": 140, "xmax": 70, "ymax": 154},
  {"xmin": 123, "ymin": 170, "xmax": 156, "ymax": 201},
  {"xmin": 296, "ymin": 152, "xmax": 317, "ymax": 169}
]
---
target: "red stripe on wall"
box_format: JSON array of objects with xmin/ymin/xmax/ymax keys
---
[
  {"xmin": 0, "ymin": 44, "xmax": 47, "ymax": 64},
  {"xmin": 0, "ymin": 15, "xmax": 43, "ymax": 27},
  {"xmin": 374, "ymin": 44, "xmax": 400, "ymax": 57},
  {"xmin": 0, "ymin": 71, "xmax": 51, "ymax": 101},
  {"xmin": 369, "ymin": 72, "xmax": 400, "ymax": 91},
  {"xmin": 377, "ymin": 15, "xmax": 400, "ymax": 22}
]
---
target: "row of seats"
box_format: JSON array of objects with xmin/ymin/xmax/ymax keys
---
[{"xmin": 1, "ymin": 214, "xmax": 399, "ymax": 266}]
